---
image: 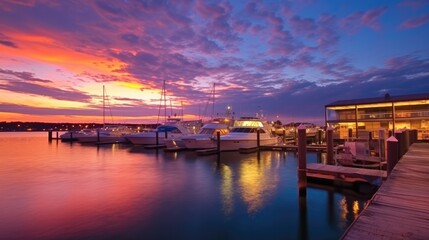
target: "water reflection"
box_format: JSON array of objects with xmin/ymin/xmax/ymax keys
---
[{"xmin": 0, "ymin": 133, "xmax": 373, "ymax": 239}]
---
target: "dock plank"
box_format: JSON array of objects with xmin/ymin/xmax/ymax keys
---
[{"xmin": 342, "ymin": 143, "xmax": 429, "ymax": 239}]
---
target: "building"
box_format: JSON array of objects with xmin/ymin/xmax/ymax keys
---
[{"xmin": 325, "ymin": 93, "xmax": 429, "ymax": 140}]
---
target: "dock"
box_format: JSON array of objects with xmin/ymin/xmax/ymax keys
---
[
  {"xmin": 259, "ymin": 144, "xmax": 327, "ymax": 152},
  {"xmin": 342, "ymin": 143, "xmax": 429, "ymax": 239},
  {"xmin": 307, "ymin": 163, "xmax": 387, "ymax": 187}
]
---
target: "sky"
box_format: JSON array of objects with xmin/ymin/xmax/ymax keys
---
[{"xmin": 0, "ymin": 0, "xmax": 429, "ymax": 124}]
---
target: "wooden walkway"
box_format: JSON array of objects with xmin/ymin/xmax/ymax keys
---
[{"xmin": 342, "ymin": 143, "xmax": 429, "ymax": 239}]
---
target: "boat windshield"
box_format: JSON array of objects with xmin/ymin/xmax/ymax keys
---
[
  {"xmin": 157, "ymin": 126, "xmax": 182, "ymax": 133},
  {"xmin": 199, "ymin": 128, "xmax": 215, "ymax": 134},
  {"xmin": 230, "ymin": 128, "xmax": 266, "ymax": 133}
]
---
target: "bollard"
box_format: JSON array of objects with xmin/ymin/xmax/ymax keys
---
[
  {"xmin": 48, "ymin": 130, "xmax": 53, "ymax": 141},
  {"xmin": 326, "ymin": 127, "xmax": 334, "ymax": 165},
  {"xmin": 156, "ymin": 131, "xmax": 159, "ymax": 145},
  {"xmin": 298, "ymin": 124, "xmax": 307, "ymax": 197},
  {"xmin": 217, "ymin": 131, "xmax": 220, "ymax": 152},
  {"xmin": 386, "ymin": 136, "xmax": 399, "ymax": 176},
  {"xmin": 257, "ymin": 129, "xmax": 260, "ymax": 148}
]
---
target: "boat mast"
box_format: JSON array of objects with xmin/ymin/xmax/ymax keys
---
[
  {"xmin": 212, "ymin": 83, "xmax": 215, "ymax": 118},
  {"xmin": 103, "ymin": 85, "xmax": 105, "ymax": 127}
]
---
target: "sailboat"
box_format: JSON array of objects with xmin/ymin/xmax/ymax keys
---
[{"xmin": 76, "ymin": 86, "xmax": 134, "ymax": 143}]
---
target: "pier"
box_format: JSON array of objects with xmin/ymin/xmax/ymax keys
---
[{"xmin": 342, "ymin": 143, "xmax": 429, "ymax": 239}]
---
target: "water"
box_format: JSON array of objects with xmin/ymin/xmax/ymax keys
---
[{"xmin": 0, "ymin": 132, "xmax": 371, "ymax": 239}]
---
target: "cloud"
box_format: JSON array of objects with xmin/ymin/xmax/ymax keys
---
[
  {"xmin": 340, "ymin": 7, "xmax": 387, "ymax": 34},
  {"xmin": 399, "ymin": 14, "xmax": 429, "ymax": 29},
  {"xmin": 0, "ymin": 68, "xmax": 51, "ymax": 83}
]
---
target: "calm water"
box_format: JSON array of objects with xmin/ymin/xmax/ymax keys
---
[{"xmin": 0, "ymin": 132, "xmax": 370, "ymax": 240}]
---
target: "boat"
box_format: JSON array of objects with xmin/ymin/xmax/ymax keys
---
[
  {"xmin": 180, "ymin": 119, "xmax": 231, "ymax": 150},
  {"xmin": 59, "ymin": 129, "xmax": 95, "ymax": 141},
  {"xmin": 335, "ymin": 139, "xmax": 384, "ymax": 169},
  {"xmin": 76, "ymin": 125, "xmax": 134, "ymax": 143},
  {"xmin": 219, "ymin": 117, "xmax": 278, "ymax": 151},
  {"xmin": 126, "ymin": 118, "xmax": 199, "ymax": 145}
]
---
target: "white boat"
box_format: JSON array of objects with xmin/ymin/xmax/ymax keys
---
[
  {"xmin": 126, "ymin": 118, "xmax": 195, "ymax": 145},
  {"xmin": 179, "ymin": 121, "xmax": 231, "ymax": 149},
  {"xmin": 59, "ymin": 129, "xmax": 95, "ymax": 141},
  {"xmin": 77, "ymin": 125, "xmax": 134, "ymax": 143},
  {"xmin": 219, "ymin": 117, "xmax": 278, "ymax": 151}
]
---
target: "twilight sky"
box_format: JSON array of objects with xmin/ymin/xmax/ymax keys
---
[{"xmin": 1, "ymin": 0, "xmax": 429, "ymax": 124}]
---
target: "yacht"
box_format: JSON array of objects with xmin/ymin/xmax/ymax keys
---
[
  {"xmin": 179, "ymin": 120, "xmax": 231, "ymax": 149},
  {"xmin": 76, "ymin": 125, "xmax": 134, "ymax": 143},
  {"xmin": 59, "ymin": 129, "xmax": 95, "ymax": 141},
  {"xmin": 126, "ymin": 118, "xmax": 199, "ymax": 145},
  {"xmin": 219, "ymin": 117, "xmax": 278, "ymax": 151}
]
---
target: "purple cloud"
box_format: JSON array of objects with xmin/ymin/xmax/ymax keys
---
[{"xmin": 0, "ymin": 68, "xmax": 51, "ymax": 83}]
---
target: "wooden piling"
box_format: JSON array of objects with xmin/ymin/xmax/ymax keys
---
[
  {"xmin": 348, "ymin": 128, "xmax": 353, "ymax": 139},
  {"xmin": 298, "ymin": 124, "xmax": 307, "ymax": 197},
  {"xmin": 156, "ymin": 131, "xmax": 159, "ymax": 145},
  {"xmin": 298, "ymin": 125, "xmax": 307, "ymax": 170},
  {"xmin": 404, "ymin": 130, "xmax": 410, "ymax": 153},
  {"xmin": 386, "ymin": 136, "xmax": 398, "ymax": 176},
  {"xmin": 97, "ymin": 129, "xmax": 100, "ymax": 142},
  {"xmin": 395, "ymin": 130, "xmax": 404, "ymax": 159},
  {"xmin": 318, "ymin": 129, "xmax": 322, "ymax": 144},
  {"xmin": 164, "ymin": 131, "xmax": 168, "ymax": 140},
  {"xmin": 378, "ymin": 128, "xmax": 386, "ymax": 160},
  {"xmin": 326, "ymin": 127, "xmax": 334, "ymax": 165},
  {"xmin": 48, "ymin": 130, "xmax": 53, "ymax": 141},
  {"xmin": 216, "ymin": 131, "xmax": 220, "ymax": 153},
  {"xmin": 257, "ymin": 129, "xmax": 260, "ymax": 148}
]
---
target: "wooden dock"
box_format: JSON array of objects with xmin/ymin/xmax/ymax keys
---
[
  {"xmin": 342, "ymin": 143, "xmax": 429, "ymax": 239},
  {"xmin": 259, "ymin": 144, "xmax": 327, "ymax": 152},
  {"xmin": 307, "ymin": 163, "xmax": 387, "ymax": 187}
]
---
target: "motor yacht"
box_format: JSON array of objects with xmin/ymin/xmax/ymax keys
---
[
  {"xmin": 219, "ymin": 117, "xmax": 278, "ymax": 151},
  {"xmin": 76, "ymin": 125, "xmax": 134, "ymax": 143},
  {"xmin": 178, "ymin": 121, "xmax": 230, "ymax": 149}
]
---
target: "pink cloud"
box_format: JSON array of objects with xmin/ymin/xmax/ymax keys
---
[
  {"xmin": 340, "ymin": 7, "xmax": 387, "ymax": 34},
  {"xmin": 399, "ymin": 14, "xmax": 429, "ymax": 29}
]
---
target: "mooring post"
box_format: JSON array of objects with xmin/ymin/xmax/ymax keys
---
[
  {"xmin": 69, "ymin": 132, "xmax": 72, "ymax": 141},
  {"xmin": 156, "ymin": 131, "xmax": 159, "ymax": 145},
  {"xmin": 326, "ymin": 127, "xmax": 334, "ymax": 165},
  {"xmin": 404, "ymin": 130, "xmax": 410, "ymax": 153},
  {"xmin": 395, "ymin": 130, "xmax": 404, "ymax": 159},
  {"xmin": 48, "ymin": 130, "xmax": 53, "ymax": 141},
  {"xmin": 217, "ymin": 131, "xmax": 221, "ymax": 153},
  {"xmin": 56, "ymin": 131, "xmax": 59, "ymax": 140},
  {"xmin": 165, "ymin": 131, "xmax": 168, "ymax": 140},
  {"xmin": 298, "ymin": 124, "xmax": 307, "ymax": 197},
  {"xmin": 348, "ymin": 128, "xmax": 353, "ymax": 139},
  {"xmin": 318, "ymin": 129, "xmax": 322, "ymax": 144},
  {"xmin": 257, "ymin": 129, "xmax": 260, "ymax": 148},
  {"xmin": 387, "ymin": 136, "xmax": 399, "ymax": 176},
  {"xmin": 97, "ymin": 129, "xmax": 100, "ymax": 142}
]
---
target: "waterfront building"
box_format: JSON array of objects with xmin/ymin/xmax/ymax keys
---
[{"xmin": 325, "ymin": 93, "xmax": 429, "ymax": 140}]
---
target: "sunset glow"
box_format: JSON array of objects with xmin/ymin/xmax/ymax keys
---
[{"xmin": 0, "ymin": 0, "xmax": 428, "ymax": 124}]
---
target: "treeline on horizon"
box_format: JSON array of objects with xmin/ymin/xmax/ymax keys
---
[{"xmin": 0, "ymin": 121, "xmax": 159, "ymax": 132}]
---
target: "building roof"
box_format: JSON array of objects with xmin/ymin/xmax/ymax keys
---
[{"xmin": 325, "ymin": 92, "xmax": 429, "ymax": 107}]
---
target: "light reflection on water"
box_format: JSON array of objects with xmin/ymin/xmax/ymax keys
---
[{"xmin": 0, "ymin": 132, "xmax": 372, "ymax": 239}]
